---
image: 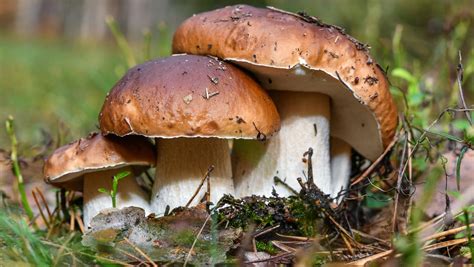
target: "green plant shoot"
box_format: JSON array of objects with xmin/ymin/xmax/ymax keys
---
[
  {"xmin": 98, "ymin": 171, "xmax": 131, "ymax": 208},
  {"xmin": 5, "ymin": 116, "xmax": 34, "ymax": 222}
]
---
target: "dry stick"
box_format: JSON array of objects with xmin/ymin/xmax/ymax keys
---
[
  {"xmin": 75, "ymin": 211, "xmax": 85, "ymax": 234},
  {"xmin": 271, "ymin": 241, "xmax": 297, "ymax": 253},
  {"xmin": 276, "ymin": 233, "xmax": 320, "ymax": 242},
  {"xmin": 184, "ymin": 214, "xmax": 211, "ymax": 266},
  {"xmin": 351, "ymin": 229, "xmax": 391, "ymax": 247},
  {"xmin": 349, "ymin": 249, "xmax": 394, "ymax": 266},
  {"xmin": 35, "ymin": 187, "xmax": 52, "ymax": 222},
  {"xmin": 69, "ymin": 209, "xmax": 75, "ymax": 232},
  {"xmin": 115, "ymin": 247, "xmax": 146, "ymax": 265},
  {"xmin": 350, "ymin": 136, "xmax": 398, "ymax": 186},
  {"xmin": 305, "ymin": 148, "xmax": 314, "ymax": 185},
  {"xmin": 206, "ymin": 168, "xmax": 211, "ymax": 203},
  {"xmin": 185, "ymin": 165, "xmax": 214, "ymax": 208},
  {"xmin": 422, "ymin": 223, "xmax": 474, "ymax": 243},
  {"xmin": 252, "ymin": 224, "xmax": 280, "ymax": 252},
  {"xmin": 31, "ymin": 189, "xmax": 50, "ymax": 229},
  {"xmin": 423, "ymin": 237, "xmax": 468, "ymax": 252},
  {"xmin": 340, "ymin": 233, "xmax": 355, "ymax": 256},
  {"xmin": 273, "ymin": 176, "xmax": 299, "ymax": 195},
  {"xmin": 456, "ymin": 51, "xmax": 473, "ymax": 126},
  {"xmin": 244, "ymin": 251, "xmax": 293, "ymax": 264},
  {"xmin": 124, "ymin": 237, "xmax": 157, "ymax": 267}
]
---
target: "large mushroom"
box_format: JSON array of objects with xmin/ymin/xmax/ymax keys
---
[
  {"xmin": 172, "ymin": 5, "xmax": 398, "ymax": 198},
  {"xmin": 99, "ymin": 54, "xmax": 280, "ymax": 214},
  {"xmin": 43, "ymin": 133, "xmax": 155, "ymax": 227}
]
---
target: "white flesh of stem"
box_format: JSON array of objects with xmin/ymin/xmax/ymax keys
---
[
  {"xmin": 233, "ymin": 91, "xmax": 331, "ymax": 197},
  {"xmin": 330, "ymin": 137, "xmax": 352, "ymax": 200},
  {"xmin": 83, "ymin": 166, "xmax": 150, "ymax": 227},
  {"xmin": 151, "ymin": 138, "xmax": 233, "ymax": 215}
]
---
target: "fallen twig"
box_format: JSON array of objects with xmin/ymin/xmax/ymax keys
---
[
  {"xmin": 185, "ymin": 165, "xmax": 214, "ymax": 208},
  {"xmin": 124, "ymin": 237, "xmax": 157, "ymax": 267},
  {"xmin": 184, "ymin": 214, "xmax": 211, "ymax": 266},
  {"xmin": 350, "ymin": 135, "xmax": 398, "ymax": 186}
]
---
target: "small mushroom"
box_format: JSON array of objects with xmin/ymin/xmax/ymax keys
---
[
  {"xmin": 99, "ymin": 54, "xmax": 280, "ymax": 214},
  {"xmin": 43, "ymin": 133, "xmax": 155, "ymax": 227},
  {"xmin": 173, "ymin": 5, "xmax": 398, "ymax": 198}
]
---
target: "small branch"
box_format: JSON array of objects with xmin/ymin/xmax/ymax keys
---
[
  {"xmin": 124, "ymin": 237, "xmax": 157, "ymax": 267},
  {"xmin": 35, "ymin": 187, "xmax": 52, "ymax": 222},
  {"xmin": 303, "ymin": 148, "xmax": 314, "ymax": 186},
  {"xmin": 273, "ymin": 176, "xmax": 298, "ymax": 195},
  {"xmin": 185, "ymin": 165, "xmax": 214, "ymax": 208},
  {"xmin": 32, "ymin": 188, "xmax": 50, "ymax": 229},
  {"xmin": 456, "ymin": 51, "xmax": 472, "ymax": 126},
  {"xmin": 350, "ymin": 134, "xmax": 398, "ymax": 186},
  {"xmin": 184, "ymin": 214, "xmax": 211, "ymax": 266}
]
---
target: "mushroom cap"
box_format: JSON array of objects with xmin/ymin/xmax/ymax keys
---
[
  {"xmin": 43, "ymin": 132, "xmax": 156, "ymax": 191},
  {"xmin": 172, "ymin": 5, "xmax": 398, "ymax": 161},
  {"xmin": 99, "ymin": 54, "xmax": 280, "ymax": 140}
]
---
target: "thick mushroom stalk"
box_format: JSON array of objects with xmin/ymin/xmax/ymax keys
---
[
  {"xmin": 83, "ymin": 166, "xmax": 150, "ymax": 227},
  {"xmin": 330, "ymin": 137, "xmax": 352, "ymax": 200},
  {"xmin": 152, "ymin": 138, "xmax": 233, "ymax": 214},
  {"xmin": 233, "ymin": 91, "xmax": 332, "ymax": 197}
]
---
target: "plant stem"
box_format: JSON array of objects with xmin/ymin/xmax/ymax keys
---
[
  {"xmin": 112, "ymin": 177, "xmax": 118, "ymax": 208},
  {"xmin": 5, "ymin": 116, "xmax": 34, "ymax": 221}
]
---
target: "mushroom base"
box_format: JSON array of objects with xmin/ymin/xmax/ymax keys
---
[
  {"xmin": 83, "ymin": 166, "xmax": 150, "ymax": 227},
  {"xmin": 233, "ymin": 91, "xmax": 332, "ymax": 197},
  {"xmin": 151, "ymin": 138, "xmax": 233, "ymax": 215}
]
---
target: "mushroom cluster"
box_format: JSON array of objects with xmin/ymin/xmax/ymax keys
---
[
  {"xmin": 44, "ymin": 5, "xmax": 397, "ymax": 227},
  {"xmin": 172, "ymin": 5, "xmax": 398, "ymax": 199}
]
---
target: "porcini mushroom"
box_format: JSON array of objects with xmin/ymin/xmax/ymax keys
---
[
  {"xmin": 43, "ymin": 133, "xmax": 155, "ymax": 227},
  {"xmin": 172, "ymin": 5, "xmax": 398, "ymax": 198},
  {"xmin": 99, "ymin": 54, "xmax": 280, "ymax": 214}
]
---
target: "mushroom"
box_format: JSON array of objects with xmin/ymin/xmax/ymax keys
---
[
  {"xmin": 43, "ymin": 132, "xmax": 155, "ymax": 227},
  {"xmin": 99, "ymin": 54, "xmax": 280, "ymax": 214},
  {"xmin": 172, "ymin": 5, "xmax": 398, "ymax": 198}
]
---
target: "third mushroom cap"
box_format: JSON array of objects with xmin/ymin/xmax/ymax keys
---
[{"xmin": 172, "ymin": 5, "xmax": 398, "ymax": 198}]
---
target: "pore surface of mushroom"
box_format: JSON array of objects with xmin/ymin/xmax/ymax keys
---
[
  {"xmin": 43, "ymin": 133, "xmax": 155, "ymax": 227},
  {"xmin": 99, "ymin": 54, "xmax": 280, "ymax": 214},
  {"xmin": 172, "ymin": 5, "xmax": 398, "ymax": 198}
]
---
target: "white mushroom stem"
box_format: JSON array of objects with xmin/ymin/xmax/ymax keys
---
[
  {"xmin": 330, "ymin": 137, "xmax": 352, "ymax": 200},
  {"xmin": 233, "ymin": 91, "xmax": 332, "ymax": 197},
  {"xmin": 151, "ymin": 138, "xmax": 233, "ymax": 215},
  {"xmin": 83, "ymin": 166, "xmax": 150, "ymax": 227}
]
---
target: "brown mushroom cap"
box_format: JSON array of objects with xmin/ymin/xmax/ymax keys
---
[
  {"xmin": 99, "ymin": 54, "xmax": 280, "ymax": 140},
  {"xmin": 172, "ymin": 5, "xmax": 398, "ymax": 161},
  {"xmin": 43, "ymin": 133, "xmax": 156, "ymax": 191}
]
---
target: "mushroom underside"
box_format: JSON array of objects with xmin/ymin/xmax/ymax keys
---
[
  {"xmin": 232, "ymin": 60, "xmax": 383, "ymax": 161},
  {"xmin": 151, "ymin": 137, "xmax": 234, "ymax": 215}
]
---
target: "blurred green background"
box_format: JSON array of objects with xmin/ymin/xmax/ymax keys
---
[{"xmin": 0, "ymin": 0, "xmax": 473, "ymax": 148}]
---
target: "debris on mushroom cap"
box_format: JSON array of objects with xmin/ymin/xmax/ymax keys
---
[
  {"xmin": 99, "ymin": 54, "xmax": 280, "ymax": 140},
  {"xmin": 43, "ymin": 133, "xmax": 156, "ymax": 191},
  {"xmin": 172, "ymin": 5, "xmax": 398, "ymax": 161}
]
